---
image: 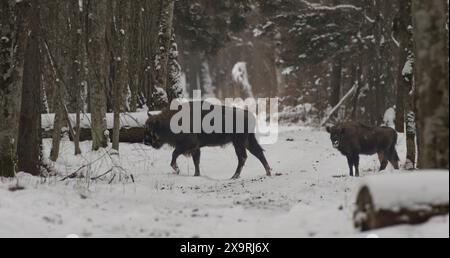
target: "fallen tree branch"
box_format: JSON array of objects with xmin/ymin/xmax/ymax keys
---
[
  {"xmin": 91, "ymin": 168, "xmax": 113, "ymax": 181},
  {"xmin": 60, "ymin": 151, "xmax": 110, "ymax": 181},
  {"xmin": 320, "ymin": 85, "xmax": 357, "ymax": 127}
]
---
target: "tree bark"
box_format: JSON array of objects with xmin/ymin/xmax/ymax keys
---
[
  {"xmin": 112, "ymin": 0, "xmax": 130, "ymax": 151},
  {"xmin": 49, "ymin": 99, "xmax": 64, "ymax": 162},
  {"xmin": 73, "ymin": 1, "xmax": 84, "ymax": 155},
  {"xmin": 0, "ymin": 0, "xmax": 30, "ymax": 177},
  {"xmin": 329, "ymin": 57, "xmax": 342, "ymax": 108},
  {"xmin": 86, "ymin": 0, "xmax": 109, "ymax": 151},
  {"xmin": 151, "ymin": 0, "xmax": 175, "ymax": 109},
  {"xmin": 395, "ymin": 0, "xmax": 416, "ymax": 169},
  {"xmin": 412, "ymin": 0, "xmax": 449, "ymax": 169},
  {"xmin": 17, "ymin": 0, "xmax": 42, "ymax": 175},
  {"xmin": 167, "ymin": 31, "xmax": 183, "ymax": 101}
]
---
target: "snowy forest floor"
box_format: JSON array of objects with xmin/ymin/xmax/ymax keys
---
[{"xmin": 0, "ymin": 126, "xmax": 448, "ymax": 238}]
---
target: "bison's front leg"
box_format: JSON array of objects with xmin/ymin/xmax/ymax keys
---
[
  {"xmin": 171, "ymin": 149, "xmax": 183, "ymax": 174},
  {"xmin": 192, "ymin": 149, "xmax": 201, "ymax": 177},
  {"xmin": 231, "ymin": 142, "xmax": 248, "ymax": 179},
  {"xmin": 346, "ymin": 154, "xmax": 360, "ymax": 177},
  {"xmin": 346, "ymin": 156, "xmax": 354, "ymax": 177},
  {"xmin": 353, "ymin": 154, "xmax": 360, "ymax": 177}
]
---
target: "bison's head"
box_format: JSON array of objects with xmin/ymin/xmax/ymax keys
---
[
  {"xmin": 144, "ymin": 113, "xmax": 164, "ymax": 149},
  {"xmin": 326, "ymin": 125, "xmax": 344, "ymax": 149}
]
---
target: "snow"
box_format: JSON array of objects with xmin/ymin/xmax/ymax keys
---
[
  {"xmin": 383, "ymin": 107, "xmax": 396, "ymax": 128},
  {"xmin": 402, "ymin": 59, "xmax": 413, "ymax": 77},
  {"xmin": 357, "ymin": 215, "xmax": 449, "ymax": 238},
  {"xmin": 282, "ymin": 66, "xmax": 296, "ymax": 75},
  {"xmin": 253, "ymin": 28, "xmax": 263, "ymax": 38},
  {"xmin": 300, "ymin": 0, "xmax": 362, "ymax": 11},
  {"xmin": 0, "ymin": 127, "xmax": 448, "ymax": 238},
  {"xmin": 232, "ymin": 62, "xmax": 253, "ymax": 97},
  {"xmin": 359, "ymin": 172, "xmax": 449, "ymax": 211},
  {"xmin": 278, "ymin": 104, "xmax": 317, "ymax": 125}
]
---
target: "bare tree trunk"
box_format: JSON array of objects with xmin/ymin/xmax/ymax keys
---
[
  {"xmin": 50, "ymin": 99, "xmax": 64, "ymax": 162},
  {"xmin": 112, "ymin": 0, "xmax": 130, "ymax": 151},
  {"xmin": 152, "ymin": 0, "xmax": 175, "ymax": 108},
  {"xmin": 405, "ymin": 88, "xmax": 416, "ymax": 169},
  {"xmin": 329, "ymin": 57, "xmax": 342, "ymax": 109},
  {"xmin": 86, "ymin": 0, "xmax": 108, "ymax": 151},
  {"xmin": 412, "ymin": 0, "xmax": 449, "ymax": 169},
  {"xmin": 394, "ymin": 59, "xmax": 406, "ymax": 132},
  {"xmin": 394, "ymin": 1, "xmax": 409, "ymax": 133},
  {"xmin": 0, "ymin": 0, "xmax": 30, "ymax": 177},
  {"xmin": 395, "ymin": 0, "xmax": 416, "ymax": 169},
  {"xmin": 74, "ymin": 102, "xmax": 82, "ymax": 155},
  {"xmin": 68, "ymin": 0, "xmax": 84, "ymax": 156},
  {"xmin": 142, "ymin": 0, "xmax": 162, "ymax": 110},
  {"xmin": 127, "ymin": 0, "xmax": 140, "ymax": 112},
  {"xmin": 167, "ymin": 31, "xmax": 183, "ymax": 101},
  {"xmin": 351, "ymin": 62, "xmax": 364, "ymax": 120},
  {"xmin": 17, "ymin": 0, "xmax": 42, "ymax": 175},
  {"xmin": 273, "ymin": 31, "xmax": 286, "ymax": 97}
]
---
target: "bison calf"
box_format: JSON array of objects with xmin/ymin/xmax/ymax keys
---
[
  {"xmin": 326, "ymin": 122, "xmax": 400, "ymax": 177},
  {"xmin": 144, "ymin": 101, "xmax": 272, "ymax": 179}
]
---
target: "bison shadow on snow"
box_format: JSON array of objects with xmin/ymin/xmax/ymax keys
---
[{"xmin": 326, "ymin": 122, "xmax": 400, "ymax": 177}]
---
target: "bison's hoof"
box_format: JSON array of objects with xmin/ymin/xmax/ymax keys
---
[{"xmin": 171, "ymin": 165, "xmax": 180, "ymax": 175}]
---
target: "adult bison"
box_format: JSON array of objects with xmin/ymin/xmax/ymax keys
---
[
  {"xmin": 326, "ymin": 122, "xmax": 400, "ymax": 177},
  {"xmin": 144, "ymin": 101, "xmax": 272, "ymax": 179}
]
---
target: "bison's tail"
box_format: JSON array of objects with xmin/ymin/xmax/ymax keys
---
[
  {"xmin": 391, "ymin": 147, "xmax": 400, "ymax": 162},
  {"xmin": 390, "ymin": 131, "xmax": 400, "ymax": 162},
  {"xmin": 248, "ymin": 133, "xmax": 265, "ymax": 153}
]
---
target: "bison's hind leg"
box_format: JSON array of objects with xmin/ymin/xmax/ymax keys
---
[
  {"xmin": 378, "ymin": 152, "xmax": 389, "ymax": 171},
  {"xmin": 171, "ymin": 149, "xmax": 183, "ymax": 175},
  {"xmin": 192, "ymin": 149, "xmax": 201, "ymax": 177},
  {"xmin": 247, "ymin": 134, "xmax": 272, "ymax": 176},
  {"xmin": 231, "ymin": 141, "xmax": 248, "ymax": 180},
  {"xmin": 387, "ymin": 148, "xmax": 400, "ymax": 170}
]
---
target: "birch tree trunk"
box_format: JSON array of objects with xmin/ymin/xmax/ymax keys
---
[
  {"xmin": 412, "ymin": 0, "xmax": 449, "ymax": 169},
  {"xmin": 395, "ymin": 0, "xmax": 416, "ymax": 169}
]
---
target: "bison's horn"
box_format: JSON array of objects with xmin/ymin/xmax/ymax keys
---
[{"xmin": 147, "ymin": 111, "xmax": 152, "ymax": 117}]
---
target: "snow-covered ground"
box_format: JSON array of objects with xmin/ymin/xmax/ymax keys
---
[{"xmin": 0, "ymin": 127, "xmax": 448, "ymax": 238}]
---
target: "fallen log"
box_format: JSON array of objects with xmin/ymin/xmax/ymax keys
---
[
  {"xmin": 72, "ymin": 127, "xmax": 145, "ymax": 143},
  {"xmin": 354, "ymin": 171, "xmax": 449, "ymax": 231},
  {"xmin": 41, "ymin": 111, "xmax": 160, "ymax": 143}
]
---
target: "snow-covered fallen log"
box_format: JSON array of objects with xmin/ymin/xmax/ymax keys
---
[
  {"xmin": 354, "ymin": 171, "xmax": 449, "ymax": 231},
  {"xmin": 41, "ymin": 111, "xmax": 160, "ymax": 143}
]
